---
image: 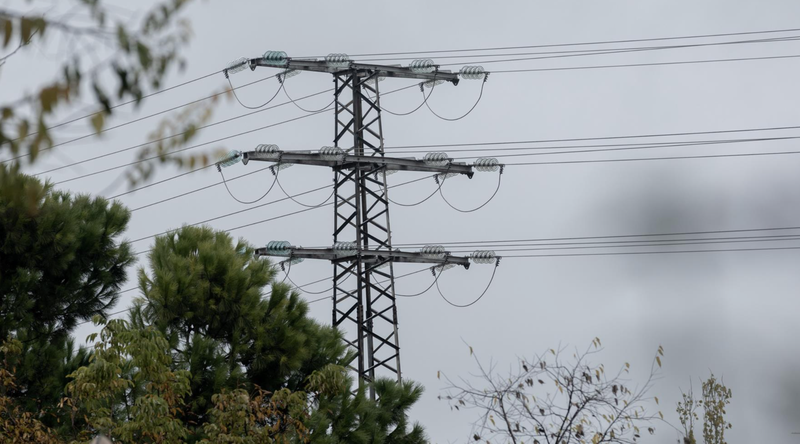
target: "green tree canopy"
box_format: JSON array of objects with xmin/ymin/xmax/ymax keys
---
[
  {"xmin": 132, "ymin": 226, "xmax": 349, "ymax": 424},
  {"xmin": 0, "ymin": 164, "xmax": 132, "ymax": 416}
]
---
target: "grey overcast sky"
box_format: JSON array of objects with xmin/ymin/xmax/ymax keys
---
[{"xmin": 3, "ymin": 0, "xmax": 800, "ymax": 442}]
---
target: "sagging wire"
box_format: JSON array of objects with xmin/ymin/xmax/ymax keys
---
[
  {"xmin": 277, "ymin": 255, "xmax": 338, "ymax": 295},
  {"xmin": 276, "ymin": 173, "xmax": 335, "ymax": 208},
  {"xmin": 391, "ymin": 262, "xmax": 451, "ymax": 297},
  {"xmin": 436, "ymin": 256, "xmax": 501, "ymax": 308},
  {"xmin": 226, "ymin": 72, "xmax": 283, "ymax": 109},
  {"xmin": 424, "ymin": 72, "xmax": 489, "ymax": 121},
  {"xmin": 217, "ymin": 152, "xmax": 279, "ymax": 204},
  {"xmin": 365, "ymin": 72, "xmax": 439, "ymax": 116},
  {"xmin": 439, "ymin": 164, "xmax": 503, "ymax": 213},
  {"xmin": 281, "ymin": 73, "xmax": 336, "ymax": 113},
  {"xmin": 387, "ymin": 165, "xmax": 451, "ymax": 207}
]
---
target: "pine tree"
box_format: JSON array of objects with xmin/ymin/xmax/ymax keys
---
[
  {"xmin": 0, "ymin": 164, "xmax": 133, "ymax": 416},
  {"xmin": 132, "ymin": 226, "xmax": 349, "ymax": 427},
  {"xmin": 133, "ymin": 225, "xmax": 427, "ymax": 443}
]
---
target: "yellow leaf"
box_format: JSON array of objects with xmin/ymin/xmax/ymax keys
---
[
  {"xmin": 550, "ymin": 349, "xmax": 556, "ymax": 355},
  {"xmin": 656, "ymin": 356, "xmax": 662, "ymax": 368},
  {"xmin": 20, "ymin": 17, "xmax": 33, "ymax": 43},
  {"xmin": 659, "ymin": 411, "xmax": 664, "ymax": 420},
  {"xmin": 1, "ymin": 18, "xmax": 12, "ymax": 48},
  {"xmin": 437, "ymin": 371, "xmax": 440, "ymax": 380},
  {"xmin": 490, "ymin": 415, "xmax": 496, "ymax": 426},
  {"xmin": 91, "ymin": 112, "xmax": 105, "ymax": 134},
  {"xmin": 654, "ymin": 396, "xmax": 659, "ymax": 405}
]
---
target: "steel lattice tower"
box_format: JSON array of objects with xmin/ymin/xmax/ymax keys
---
[{"xmin": 222, "ymin": 54, "xmax": 493, "ymax": 397}]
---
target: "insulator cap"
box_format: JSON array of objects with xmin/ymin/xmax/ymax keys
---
[
  {"xmin": 319, "ymin": 146, "xmax": 345, "ymax": 161},
  {"xmin": 325, "ymin": 53, "xmax": 350, "ymax": 68},
  {"xmin": 422, "ymin": 79, "xmax": 445, "ymax": 89},
  {"xmin": 409, "ymin": 59, "xmax": 436, "ymax": 73},
  {"xmin": 217, "ymin": 150, "xmax": 242, "ymax": 169},
  {"xmin": 433, "ymin": 263, "xmax": 455, "ymax": 274},
  {"xmin": 459, "ymin": 65, "xmax": 486, "ymax": 80},
  {"xmin": 470, "ymin": 250, "xmax": 497, "ymax": 264},
  {"xmin": 279, "ymin": 257, "xmax": 304, "ymax": 270},
  {"xmin": 255, "ymin": 144, "xmax": 281, "ymax": 154},
  {"xmin": 277, "ymin": 69, "xmax": 301, "ymax": 83},
  {"xmin": 474, "ymin": 157, "xmax": 500, "ymax": 172},
  {"xmin": 434, "ymin": 172, "xmax": 459, "ymax": 184},
  {"xmin": 420, "ymin": 245, "xmax": 446, "ymax": 259},
  {"xmin": 333, "ymin": 241, "xmax": 358, "ymax": 256},
  {"xmin": 269, "ymin": 163, "xmax": 293, "ymax": 176},
  {"xmin": 265, "ymin": 240, "xmax": 292, "ymax": 256},
  {"xmin": 225, "ymin": 58, "xmax": 250, "ymax": 76},
  {"xmin": 262, "ymin": 50, "xmax": 288, "ymax": 66},
  {"xmin": 364, "ymin": 75, "xmax": 386, "ymax": 86},
  {"xmin": 423, "ymin": 152, "xmax": 451, "ymax": 166}
]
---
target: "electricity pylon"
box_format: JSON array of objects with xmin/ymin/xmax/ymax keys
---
[{"xmin": 222, "ymin": 53, "xmax": 494, "ymax": 396}]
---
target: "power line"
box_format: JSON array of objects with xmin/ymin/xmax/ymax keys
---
[
  {"xmin": 502, "ymin": 147, "xmax": 800, "ymax": 166},
  {"xmin": 12, "ymin": 29, "xmax": 800, "ymax": 165},
  {"xmin": 350, "ymin": 35, "xmax": 800, "ymax": 63},
  {"xmin": 443, "ymin": 235, "xmax": 800, "ymax": 253},
  {"xmin": 108, "ymin": 135, "xmax": 800, "ymax": 219},
  {"xmin": 500, "ymin": 245, "xmax": 800, "ymax": 259},
  {"xmin": 40, "ymin": 89, "xmax": 330, "ymax": 178},
  {"xmin": 383, "ymin": 124, "xmax": 800, "ymax": 151},
  {"xmin": 76, "ymin": 266, "xmax": 432, "ymax": 328},
  {"xmin": 489, "ymin": 53, "xmax": 800, "ymax": 74},
  {"xmin": 392, "ymin": 225, "xmax": 800, "ymax": 247},
  {"xmin": 4, "ymin": 73, "xmax": 280, "ymax": 164},
  {"xmin": 52, "ymin": 110, "xmax": 330, "ymax": 185},
  {"xmin": 436, "ymin": 36, "xmax": 800, "ymax": 67},
  {"xmin": 129, "ymin": 174, "xmax": 436, "ymax": 254},
  {"xmin": 294, "ymin": 26, "xmax": 800, "ymax": 58},
  {"xmin": 46, "ymin": 83, "xmax": 420, "ymax": 185},
  {"xmin": 6, "ymin": 69, "xmax": 222, "ymax": 147},
  {"xmin": 393, "ymin": 136, "xmax": 800, "ymax": 158}
]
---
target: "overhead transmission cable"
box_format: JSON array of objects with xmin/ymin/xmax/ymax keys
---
[
  {"xmin": 489, "ymin": 53, "xmax": 800, "ymax": 74},
  {"xmin": 438, "ymin": 168, "xmax": 503, "ymax": 213},
  {"xmin": 6, "ymin": 69, "xmax": 222, "ymax": 148},
  {"xmin": 350, "ymin": 34, "xmax": 800, "ymax": 63},
  {"xmin": 435, "ymin": 259, "xmax": 500, "ymax": 308},
  {"xmin": 226, "ymin": 75, "xmax": 282, "ymax": 109},
  {"xmin": 442, "ymin": 235, "xmax": 800, "ymax": 253},
  {"xmin": 499, "ymin": 245, "xmax": 800, "ymax": 259},
  {"xmin": 393, "ymin": 225, "xmax": 800, "ymax": 248},
  {"xmin": 11, "ymin": 28, "xmax": 800, "ymax": 163},
  {"xmin": 293, "ymin": 26, "xmax": 800, "ymax": 58},
  {"xmin": 276, "ymin": 174, "xmax": 335, "ymax": 208},
  {"xmin": 129, "ymin": 174, "xmax": 437, "ymax": 253},
  {"xmin": 52, "ymin": 110, "xmax": 329, "ymax": 185},
  {"xmin": 112, "ymin": 130, "xmax": 800, "ymax": 216},
  {"xmin": 280, "ymin": 81, "xmax": 337, "ymax": 113},
  {"xmin": 41, "ymin": 91, "xmax": 329, "ymax": 179},
  {"xmin": 219, "ymin": 166, "xmax": 279, "ymax": 204},
  {"xmin": 423, "ymin": 74, "xmax": 488, "ymax": 121},
  {"xmin": 47, "ymin": 82, "xmax": 421, "ymax": 185},
  {"xmin": 4, "ymin": 73, "xmax": 281, "ymax": 165},
  {"xmin": 383, "ymin": 123, "xmax": 800, "ymax": 151},
  {"xmin": 435, "ymin": 35, "xmax": 800, "ymax": 67}
]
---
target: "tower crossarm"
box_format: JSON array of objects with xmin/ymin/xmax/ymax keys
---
[
  {"xmin": 255, "ymin": 247, "xmax": 471, "ymax": 269},
  {"xmin": 251, "ymin": 58, "xmax": 460, "ymax": 84},
  {"xmin": 242, "ymin": 150, "xmax": 475, "ymax": 177}
]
